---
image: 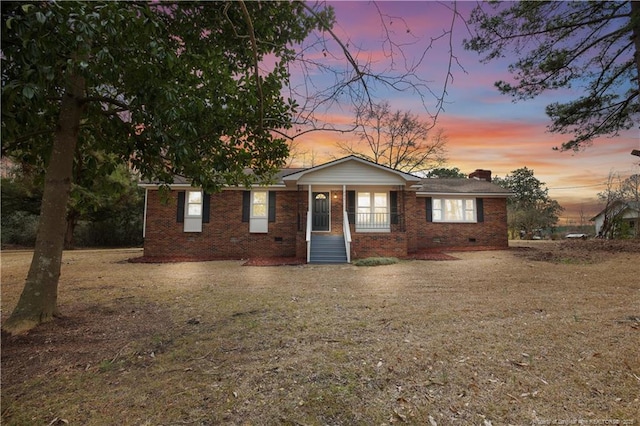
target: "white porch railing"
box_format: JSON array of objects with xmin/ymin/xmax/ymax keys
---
[
  {"xmin": 306, "ymin": 211, "xmax": 312, "ymax": 263},
  {"xmin": 343, "ymin": 210, "xmax": 352, "ymax": 263},
  {"xmin": 354, "ymin": 212, "xmax": 391, "ymax": 231}
]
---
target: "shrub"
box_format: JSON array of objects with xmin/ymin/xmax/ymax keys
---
[
  {"xmin": 353, "ymin": 257, "xmax": 399, "ymax": 266},
  {"xmin": 0, "ymin": 211, "xmax": 39, "ymax": 247}
]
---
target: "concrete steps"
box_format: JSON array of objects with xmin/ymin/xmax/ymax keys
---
[{"xmin": 309, "ymin": 235, "xmax": 348, "ymax": 264}]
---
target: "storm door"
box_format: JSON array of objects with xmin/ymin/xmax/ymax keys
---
[{"xmin": 312, "ymin": 192, "xmax": 330, "ymax": 231}]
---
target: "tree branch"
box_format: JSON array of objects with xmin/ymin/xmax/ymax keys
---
[
  {"xmin": 238, "ymin": 0, "xmax": 264, "ymax": 130},
  {"xmin": 3, "ymin": 128, "xmax": 56, "ymax": 147},
  {"xmin": 300, "ymin": 1, "xmax": 373, "ymax": 107},
  {"xmin": 81, "ymin": 96, "xmax": 130, "ymax": 111}
]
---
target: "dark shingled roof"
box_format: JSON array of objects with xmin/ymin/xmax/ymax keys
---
[
  {"xmin": 141, "ymin": 168, "xmax": 305, "ymax": 187},
  {"xmin": 418, "ymin": 178, "xmax": 512, "ymax": 195},
  {"xmin": 141, "ymin": 168, "xmax": 511, "ymax": 196}
]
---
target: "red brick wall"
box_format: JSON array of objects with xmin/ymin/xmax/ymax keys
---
[
  {"xmin": 350, "ymin": 233, "xmax": 408, "ymax": 259},
  {"xmin": 404, "ymin": 191, "xmax": 419, "ymax": 253},
  {"xmin": 143, "ymin": 189, "xmax": 509, "ymax": 261},
  {"xmin": 414, "ymin": 197, "xmax": 509, "ymax": 249},
  {"xmin": 348, "ymin": 190, "xmax": 415, "ymax": 259},
  {"xmin": 144, "ymin": 189, "xmax": 301, "ymax": 260},
  {"xmin": 329, "ymin": 190, "xmax": 345, "ymax": 235}
]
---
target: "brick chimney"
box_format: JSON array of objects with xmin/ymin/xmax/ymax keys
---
[{"xmin": 469, "ymin": 169, "xmax": 492, "ymax": 182}]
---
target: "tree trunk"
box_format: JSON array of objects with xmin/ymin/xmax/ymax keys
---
[{"xmin": 2, "ymin": 73, "xmax": 85, "ymax": 335}]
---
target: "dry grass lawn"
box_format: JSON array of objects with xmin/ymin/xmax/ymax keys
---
[{"xmin": 2, "ymin": 241, "xmax": 639, "ymax": 425}]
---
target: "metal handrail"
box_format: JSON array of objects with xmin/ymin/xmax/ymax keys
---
[{"xmin": 306, "ymin": 211, "xmax": 312, "ymax": 263}]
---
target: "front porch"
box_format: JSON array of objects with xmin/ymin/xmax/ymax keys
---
[
  {"xmin": 281, "ymin": 156, "xmax": 421, "ymax": 264},
  {"xmin": 296, "ymin": 187, "xmax": 411, "ymax": 263}
]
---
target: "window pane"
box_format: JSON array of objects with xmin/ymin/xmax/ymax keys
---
[
  {"xmin": 188, "ymin": 204, "xmax": 202, "ymax": 216},
  {"xmin": 465, "ymin": 210, "xmax": 475, "ymax": 221},
  {"xmin": 252, "ymin": 204, "xmax": 266, "ymax": 216},
  {"xmin": 374, "ymin": 193, "xmax": 387, "ymax": 207},
  {"xmin": 465, "ymin": 199, "xmax": 474, "ymax": 209},
  {"xmin": 253, "ymin": 192, "xmax": 267, "ymax": 204},
  {"xmin": 444, "ymin": 200, "xmax": 463, "ymax": 221},
  {"xmin": 358, "ymin": 192, "xmax": 370, "ymax": 207},
  {"xmin": 188, "ymin": 191, "xmax": 202, "ymax": 204},
  {"xmin": 433, "ymin": 199, "xmax": 442, "ymax": 209}
]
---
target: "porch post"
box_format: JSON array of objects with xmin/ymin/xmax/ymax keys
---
[
  {"xmin": 142, "ymin": 188, "xmax": 148, "ymax": 238},
  {"xmin": 342, "ymin": 185, "xmax": 346, "ymax": 212},
  {"xmin": 306, "ymin": 185, "xmax": 312, "ymax": 263}
]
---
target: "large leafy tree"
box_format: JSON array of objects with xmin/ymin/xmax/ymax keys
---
[
  {"xmin": 493, "ymin": 168, "xmax": 563, "ymax": 238},
  {"xmin": 464, "ymin": 1, "xmax": 640, "ymax": 151},
  {"xmin": 337, "ymin": 101, "xmax": 448, "ymax": 173},
  {"xmin": 66, "ymin": 159, "xmax": 144, "ymax": 248},
  {"xmin": 1, "ymin": 1, "xmax": 330, "ymax": 333}
]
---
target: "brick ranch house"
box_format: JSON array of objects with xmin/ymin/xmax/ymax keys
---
[{"xmin": 139, "ymin": 155, "xmax": 512, "ymax": 263}]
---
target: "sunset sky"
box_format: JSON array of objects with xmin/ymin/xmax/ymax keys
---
[{"xmin": 290, "ymin": 1, "xmax": 640, "ymax": 224}]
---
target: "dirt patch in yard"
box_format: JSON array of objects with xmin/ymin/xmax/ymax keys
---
[
  {"xmin": 243, "ymin": 257, "xmax": 307, "ymax": 266},
  {"xmin": 2, "ymin": 243, "xmax": 639, "ymax": 425},
  {"xmin": 514, "ymin": 238, "xmax": 640, "ymax": 264}
]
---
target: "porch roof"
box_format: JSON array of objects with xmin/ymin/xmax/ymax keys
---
[{"xmin": 281, "ymin": 155, "xmax": 421, "ymax": 187}]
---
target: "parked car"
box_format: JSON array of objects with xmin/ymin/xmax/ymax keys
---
[{"xmin": 565, "ymin": 233, "xmax": 589, "ymax": 239}]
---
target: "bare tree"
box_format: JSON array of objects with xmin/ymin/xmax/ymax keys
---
[
  {"xmin": 623, "ymin": 173, "xmax": 640, "ymax": 238},
  {"xmin": 284, "ymin": 140, "xmax": 320, "ymax": 169},
  {"xmin": 336, "ymin": 101, "xmax": 447, "ymax": 173},
  {"xmin": 597, "ymin": 171, "xmax": 628, "ymax": 238},
  {"xmin": 279, "ymin": 1, "xmax": 469, "ymax": 141}
]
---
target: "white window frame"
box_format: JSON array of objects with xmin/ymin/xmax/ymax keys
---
[
  {"xmin": 250, "ymin": 190, "xmax": 269, "ymax": 233},
  {"xmin": 186, "ymin": 190, "xmax": 203, "ymax": 218},
  {"xmin": 356, "ymin": 191, "xmax": 390, "ymax": 232},
  {"xmin": 184, "ymin": 190, "xmax": 203, "ymax": 232},
  {"xmin": 432, "ymin": 197, "xmax": 477, "ymax": 223}
]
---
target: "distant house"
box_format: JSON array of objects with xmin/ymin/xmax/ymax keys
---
[
  {"xmin": 592, "ymin": 201, "xmax": 640, "ymax": 239},
  {"xmin": 139, "ymin": 155, "xmax": 512, "ymax": 262}
]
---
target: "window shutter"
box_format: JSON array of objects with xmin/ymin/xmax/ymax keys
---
[
  {"xmin": 347, "ymin": 190, "xmax": 356, "ymax": 223},
  {"xmin": 268, "ymin": 191, "xmax": 276, "ymax": 222},
  {"xmin": 476, "ymin": 198, "xmax": 484, "ymax": 222},
  {"xmin": 390, "ymin": 191, "xmax": 399, "ymax": 224},
  {"xmin": 242, "ymin": 191, "xmax": 250, "ymax": 222},
  {"xmin": 202, "ymin": 193, "xmax": 211, "ymax": 223},
  {"xmin": 425, "ymin": 197, "xmax": 432, "ymax": 222},
  {"xmin": 177, "ymin": 191, "xmax": 185, "ymax": 223}
]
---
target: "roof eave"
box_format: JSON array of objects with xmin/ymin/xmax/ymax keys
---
[
  {"xmin": 281, "ymin": 155, "xmax": 421, "ymax": 184},
  {"xmin": 416, "ymin": 191, "xmax": 513, "ymax": 197}
]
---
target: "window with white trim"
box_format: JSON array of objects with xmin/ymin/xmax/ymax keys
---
[
  {"xmin": 356, "ymin": 191, "xmax": 389, "ymax": 231},
  {"xmin": 432, "ymin": 198, "xmax": 476, "ymax": 222},
  {"xmin": 252, "ymin": 191, "xmax": 268, "ymax": 217},
  {"xmin": 250, "ymin": 190, "xmax": 268, "ymax": 233},
  {"xmin": 186, "ymin": 191, "xmax": 203, "ymax": 217},
  {"xmin": 184, "ymin": 190, "xmax": 203, "ymax": 232}
]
